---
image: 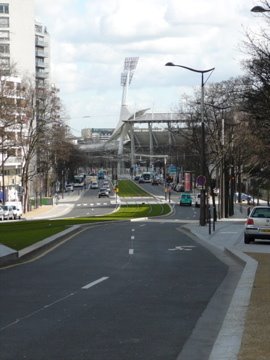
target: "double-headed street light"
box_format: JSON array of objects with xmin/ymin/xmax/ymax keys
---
[{"xmin": 165, "ymin": 62, "xmax": 215, "ymax": 226}]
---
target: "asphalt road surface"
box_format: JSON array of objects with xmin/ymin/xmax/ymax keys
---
[{"xmin": 0, "ymin": 220, "xmax": 232, "ymax": 360}]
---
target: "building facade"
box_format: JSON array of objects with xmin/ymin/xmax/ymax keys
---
[{"xmin": 0, "ymin": 1, "xmax": 50, "ymax": 202}]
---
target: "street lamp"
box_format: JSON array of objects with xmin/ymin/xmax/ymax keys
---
[
  {"xmin": 251, "ymin": 5, "xmax": 270, "ymax": 12},
  {"xmin": 165, "ymin": 62, "xmax": 215, "ymax": 226}
]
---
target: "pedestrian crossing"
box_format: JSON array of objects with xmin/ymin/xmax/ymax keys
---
[
  {"xmin": 76, "ymin": 202, "xmax": 114, "ymax": 207},
  {"xmin": 75, "ymin": 198, "xmax": 176, "ymax": 207}
]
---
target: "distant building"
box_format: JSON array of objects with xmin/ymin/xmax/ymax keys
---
[{"xmin": 80, "ymin": 128, "xmax": 114, "ymax": 143}]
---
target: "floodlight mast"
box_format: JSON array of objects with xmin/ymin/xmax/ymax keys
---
[
  {"xmin": 117, "ymin": 57, "xmax": 139, "ymax": 178},
  {"xmin": 121, "ymin": 57, "xmax": 139, "ymax": 104}
]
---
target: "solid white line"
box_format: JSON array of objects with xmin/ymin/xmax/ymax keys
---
[{"xmin": 82, "ymin": 276, "xmax": 109, "ymax": 290}]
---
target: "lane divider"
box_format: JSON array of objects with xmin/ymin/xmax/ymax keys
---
[{"xmin": 82, "ymin": 276, "xmax": 109, "ymax": 290}]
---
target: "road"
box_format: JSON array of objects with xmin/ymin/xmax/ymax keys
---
[
  {"xmin": 61, "ymin": 180, "xmax": 200, "ymax": 221},
  {"xmin": 0, "ymin": 181, "xmax": 240, "ymax": 359}
]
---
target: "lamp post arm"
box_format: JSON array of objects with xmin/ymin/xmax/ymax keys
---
[
  {"xmin": 251, "ymin": 5, "xmax": 270, "ymax": 12},
  {"xmin": 165, "ymin": 62, "xmax": 215, "ymax": 84}
]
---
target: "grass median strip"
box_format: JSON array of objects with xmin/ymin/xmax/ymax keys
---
[
  {"xmin": 118, "ymin": 179, "xmax": 150, "ymax": 197},
  {"xmin": 0, "ymin": 203, "xmax": 170, "ymax": 251}
]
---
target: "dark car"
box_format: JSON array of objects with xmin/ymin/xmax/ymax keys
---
[
  {"xmin": 151, "ymin": 178, "xmax": 159, "ymax": 185},
  {"xmin": 98, "ymin": 188, "xmax": 109, "ymax": 198}
]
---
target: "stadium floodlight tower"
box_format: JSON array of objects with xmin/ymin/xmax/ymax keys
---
[{"xmin": 116, "ymin": 57, "xmax": 139, "ymax": 177}]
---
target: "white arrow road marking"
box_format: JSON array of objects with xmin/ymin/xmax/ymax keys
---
[
  {"xmin": 82, "ymin": 277, "xmax": 109, "ymax": 290},
  {"xmin": 168, "ymin": 245, "xmax": 196, "ymax": 251}
]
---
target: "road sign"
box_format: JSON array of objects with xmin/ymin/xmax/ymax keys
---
[{"xmin": 196, "ymin": 175, "xmax": 206, "ymax": 187}]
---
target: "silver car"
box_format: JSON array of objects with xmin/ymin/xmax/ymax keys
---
[
  {"xmin": 244, "ymin": 206, "xmax": 270, "ymax": 244},
  {"xmin": 2, "ymin": 205, "xmax": 14, "ymax": 220}
]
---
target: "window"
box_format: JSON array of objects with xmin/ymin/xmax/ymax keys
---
[
  {"xmin": 0, "ymin": 30, "xmax": 8, "ymax": 40},
  {"xmin": 0, "ymin": 57, "xmax": 9, "ymax": 66},
  {"xmin": 0, "ymin": 4, "xmax": 8, "ymax": 14},
  {"xmin": 35, "ymin": 24, "xmax": 42, "ymax": 33},
  {"xmin": 0, "ymin": 17, "xmax": 9, "ymax": 28},
  {"xmin": 0, "ymin": 43, "xmax": 9, "ymax": 54}
]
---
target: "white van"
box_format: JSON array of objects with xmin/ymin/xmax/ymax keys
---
[{"xmin": 6, "ymin": 201, "xmax": 23, "ymax": 219}]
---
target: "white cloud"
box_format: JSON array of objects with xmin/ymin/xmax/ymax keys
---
[{"xmin": 36, "ymin": 0, "xmax": 258, "ymax": 132}]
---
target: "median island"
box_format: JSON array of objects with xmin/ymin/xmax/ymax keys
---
[{"xmin": 0, "ymin": 180, "xmax": 171, "ymax": 251}]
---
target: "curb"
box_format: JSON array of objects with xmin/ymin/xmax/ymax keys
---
[
  {"xmin": 0, "ymin": 225, "xmax": 82, "ymax": 267},
  {"xmin": 209, "ymin": 248, "xmax": 258, "ymax": 359}
]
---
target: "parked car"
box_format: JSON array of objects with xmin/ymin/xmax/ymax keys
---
[
  {"xmin": 10, "ymin": 205, "xmax": 22, "ymax": 219},
  {"xmin": 65, "ymin": 183, "xmax": 74, "ymax": 192},
  {"xmin": 134, "ymin": 175, "xmax": 141, "ymax": 181},
  {"xmin": 244, "ymin": 206, "xmax": 270, "ymax": 244},
  {"xmin": 2, "ymin": 205, "xmax": 14, "ymax": 220},
  {"xmin": 6, "ymin": 201, "xmax": 23, "ymax": 219},
  {"xmin": 235, "ymin": 192, "xmax": 252, "ymax": 203},
  {"xmin": 179, "ymin": 193, "xmax": 192, "ymax": 206},
  {"xmin": 98, "ymin": 188, "xmax": 109, "ymax": 198}
]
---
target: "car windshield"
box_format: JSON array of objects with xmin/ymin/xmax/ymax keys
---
[{"xmin": 251, "ymin": 208, "xmax": 270, "ymax": 218}]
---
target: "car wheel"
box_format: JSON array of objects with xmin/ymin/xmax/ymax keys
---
[{"xmin": 244, "ymin": 234, "xmax": 252, "ymax": 244}]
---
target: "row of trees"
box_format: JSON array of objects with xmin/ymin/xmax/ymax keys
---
[
  {"xmin": 163, "ymin": 4, "xmax": 270, "ymax": 212},
  {"xmin": 0, "ymin": 71, "xmax": 86, "ymax": 212}
]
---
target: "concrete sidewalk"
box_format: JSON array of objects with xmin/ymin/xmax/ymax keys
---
[
  {"xmin": 0, "ymin": 198, "xmax": 268, "ymax": 359},
  {"xmin": 184, "ymin": 204, "xmax": 270, "ymax": 360}
]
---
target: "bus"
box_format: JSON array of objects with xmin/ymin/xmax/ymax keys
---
[
  {"xmin": 139, "ymin": 172, "xmax": 152, "ymax": 183},
  {"xmin": 73, "ymin": 175, "xmax": 85, "ymax": 187}
]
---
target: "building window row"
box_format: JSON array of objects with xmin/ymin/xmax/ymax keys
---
[
  {"xmin": 0, "ymin": 30, "xmax": 8, "ymax": 40},
  {"xmin": 0, "ymin": 4, "xmax": 8, "ymax": 14},
  {"xmin": 0, "ymin": 43, "xmax": 9, "ymax": 54},
  {"xmin": 0, "ymin": 17, "xmax": 9, "ymax": 28}
]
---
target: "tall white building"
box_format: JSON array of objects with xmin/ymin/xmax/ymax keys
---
[
  {"xmin": 0, "ymin": 0, "xmax": 51, "ymax": 202},
  {"xmin": 0, "ymin": 0, "xmax": 50, "ymax": 82}
]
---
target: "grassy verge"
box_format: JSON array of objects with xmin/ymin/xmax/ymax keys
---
[
  {"xmin": 0, "ymin": 203, "xmax": 170, "ymax": 251},
  {"xmin": 118, "ymin": 179, "xmax": 150, "ymax": 197}
]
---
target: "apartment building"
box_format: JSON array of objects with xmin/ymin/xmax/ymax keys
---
[{"xmin": 0, "ymin": 1, "xmax": 51, "ymax": 202}]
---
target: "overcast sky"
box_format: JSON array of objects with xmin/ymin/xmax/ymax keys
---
[{"xmin": 35, "ymin": 0, "xmax": 261, "ymax": 135}]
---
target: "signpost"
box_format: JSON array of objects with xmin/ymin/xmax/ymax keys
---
[{"xmin": 196, "ymin": 175, "xmax": 207, "ymax": 226}]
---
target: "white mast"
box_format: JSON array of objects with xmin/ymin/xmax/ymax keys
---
[{"xmin": 116, "ymin": 57, "xmax": 139, "ymax": 176}]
